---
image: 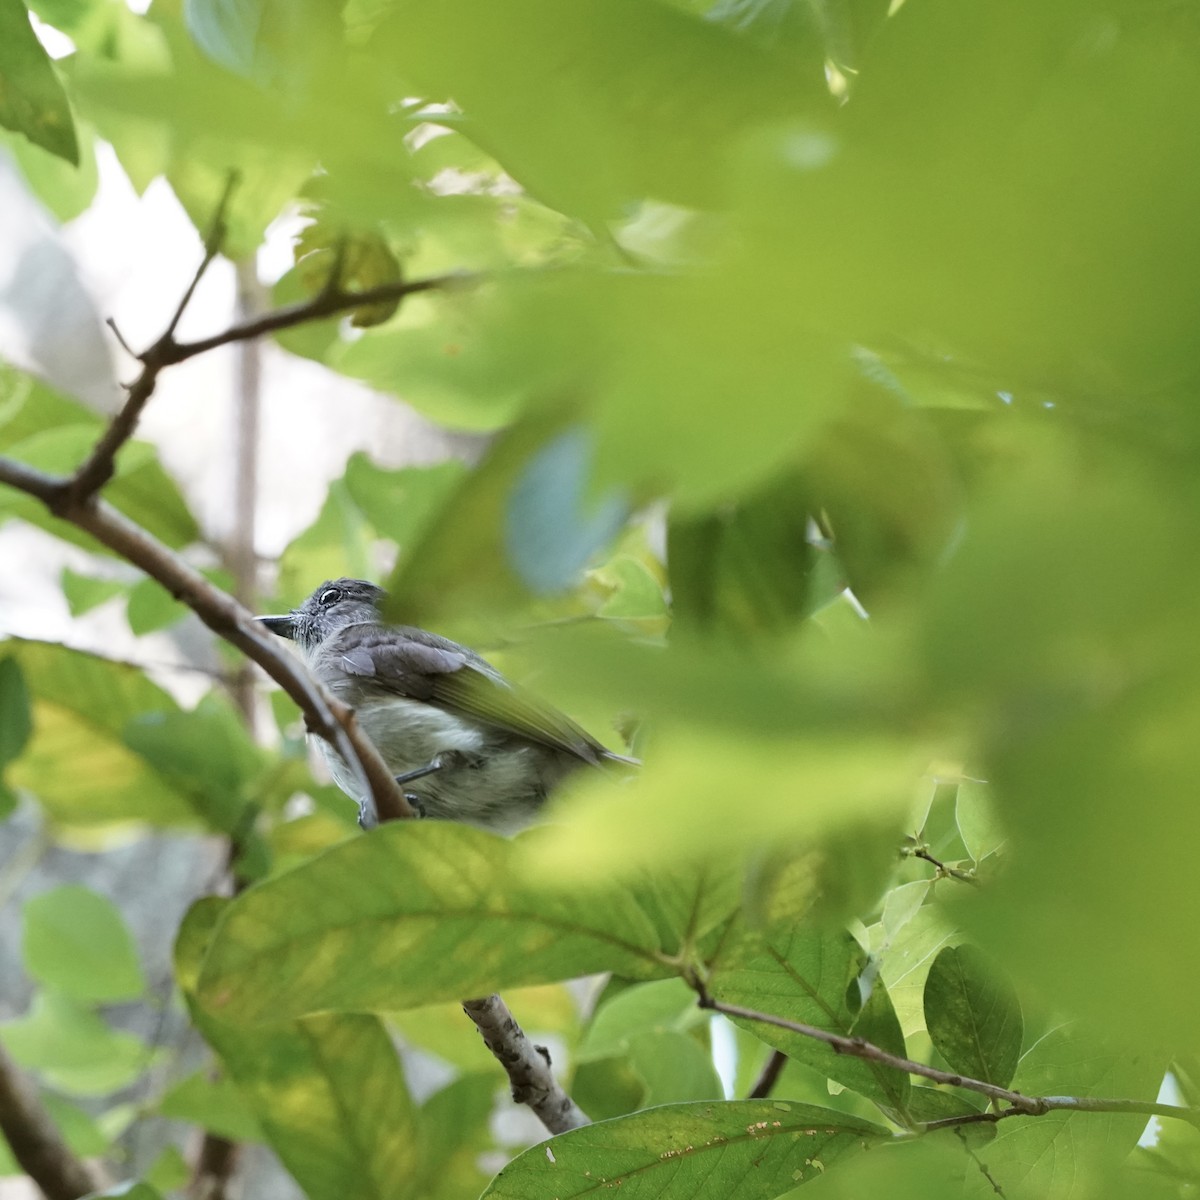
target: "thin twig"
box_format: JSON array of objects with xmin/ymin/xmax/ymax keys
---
[
  {"xmin": 924, "ymin": 1096, "xmax": 1200, "ymax": 1131},
  {"xmin": 66, "ymin": 181, "xmax": 474, "ymax": 509},
  {"xmin": 0, "ymin": 458, "xmax": 412, "ymax": 824},
  {"xmin": 166, "ymin": 271, "xmax": 473, "ymax": 361},
  {"xmin": 699, "ymin": 993, "xmax": 1200, "ymax": 1129},
  {"xmin": 0, "ymin": 1043, "xmax": 107, "ymax": 1200},
  {"xmin": 747, "ymin": 1049, "xmax": 788, "ymax": 1100},
  {"xmin": 461, "ymin": 995, "xmax": 589, "ymax": 1134},
  {"xmin": 905, "ymin": 845, "xmax": 979, "ymax": 885},
  {"xmin": 67, "ymin": 178, "xmax": 241, "ymax": 507},
  {"xmin": 164, "ymin": 173, "xmax": 239, "ymax": 341}
]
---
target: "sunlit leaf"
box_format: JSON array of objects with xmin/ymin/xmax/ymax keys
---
[
  {"xmin": 5, "ymin": 640, "xmax": 247, "ymax": 829},
  {"xmin": 195, "ymin": 822, "xmax": 668, "ymax": 1024},
  {"xmin": 177, "ymin": 898, "xmax": 422, "ymax": 1200},
  {"xmin": 481, "ymin": 1100, "xmax": 885, "ymax": 1199}
]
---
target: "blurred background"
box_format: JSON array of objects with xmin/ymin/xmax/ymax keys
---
[{"xmin": 4, "ymin": 0, "xmax": 1200, "ymax": 1196}]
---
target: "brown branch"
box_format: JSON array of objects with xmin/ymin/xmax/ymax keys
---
[
  {"xmin": 461, "ymin": 994, "xmax": 589, "ymax": 1134},
  {"xmin": 699, "ymin": 994, "xmax": 1200, "ymax": 1130},
  {"xmin": 747, "ymin": 1049, "xmax": 787, "ymax": 1100},
  {"xmin": 0, "ymin": 213, "xmax": 576, "ymax": 1141},
  {"xmin": 0, "ymin": 458, "xmax": 412, "ymax": 824},
  {"xmin": 0, "ymin": 1043, "xmax": 107, "ymax": 1200}
]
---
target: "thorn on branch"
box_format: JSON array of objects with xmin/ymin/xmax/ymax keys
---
[{"xmin": 104, "ymin": 317, "xmax": 136, "ymax": 358}]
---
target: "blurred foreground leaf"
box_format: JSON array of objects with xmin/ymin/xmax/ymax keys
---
[{"xmin": 0, "ymin": 0, "xmax": 78, "ymax": 163}]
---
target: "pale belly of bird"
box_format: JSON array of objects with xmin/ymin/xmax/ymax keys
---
[{"xmin": 318, "ymin": 696, "xmax": 581, "ymax": 834}]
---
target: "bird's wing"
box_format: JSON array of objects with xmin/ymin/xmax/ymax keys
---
[{"xmin": 332, "ymin": 624, "xmax": 610, "ymax": 763}]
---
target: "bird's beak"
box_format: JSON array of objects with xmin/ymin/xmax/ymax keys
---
[{"xmin": 256, "ymin": 614, "xmax": 297, "ymax": 639}]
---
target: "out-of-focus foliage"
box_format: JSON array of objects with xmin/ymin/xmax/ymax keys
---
[{"xmin": 2, "ymin": 0, "xmax": 1200, "ymax": 1196}]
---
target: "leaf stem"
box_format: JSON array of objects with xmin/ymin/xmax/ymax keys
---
[{"xmin": 698, "ymin": 992, "xmax": 1200, "ymax": 1130}]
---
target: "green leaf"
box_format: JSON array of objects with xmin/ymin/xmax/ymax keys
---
[
  {"xmin": 124, "ymin": 577, "xmax": 187, "ymax": 636},
  {"xmin": 203, "ymin": 1014, "xmax": 420, "ymax": 1200},
  {"xmin": 960, "ymin": 1022, "xmax": 1165, "ymax": 1199},
  {"xmin": 591, "ymin": 553, "xmax": 667, "ymax": 621},
  {"xmin": 277, "ymin": 477, "xmax": 375, "ymax": 602},
  {"xmin": 61, "ymin": 568, "xmax": 127, "ymax": 617},
  {"xmin": 711, "ymin": 927, "xmax": 910, "ymax": 1113},
  {"xmin": 176, "ymin": 900, "xmax": 422, "ymax": 1200},
  {"xmin": 0, "ymin": 0, "xmax": 79, "ymax": 163},
  {"xmin": 0, "ymin": 991, "xmax": 150, "ymax": 1095},
  {"xmin": 627, "ymin": 1030, "xmax": 724, "ymax": 1107},
  {"xmin": 157, "ymin": 1069, "xmax": 263, "ymax": 1142},
  {"xmin": 6, "ymin": 640, "xmax": 236, "ymax": 828},
  {"xmin": 144, "ymin": 1147, "xmax": 190, "ymax": 1194},
  {"xmin": 1, "ymin": 120, "xmax": 98, "ymax": 220},
  {"xmin": 0, "ymin": 428, "xmax": 200, "ymax": 550},
  {"xmin": 377, "ymin": 0, "xmax": 828, "ymax": 219},
  {"xmin": 954, "ymin": 779, "xmax": 1004, "ymax": 864},
  {"xmin": 341, "ymin": 454, "xmax": 467, "ymax": 551},
  {"xmin": 0, "ymin": 655, "xmax": 32, "ymax": 767},
  {"xmin": 195, "ymin": 822, "xmax": 667, "ymax": 1025},
  {"xmin": 667, "ymin": 468, "xmax": 816, "ymax": 640},
  {"xmin": 580, "ymin": 978, "xmax": 704, "ymax": 1061},
  {"xmin": 380, "ymin": 410, "xmax": 584, "ymax": 630},
  {"xmin": 528, "ymin": 724, "xmax": 923, "ymax": 885},
  {"xmin": 122, "ymin": 696, "xmax": 263, "ymax": 835},
  {"xmin": 327, "ymin": 291, "xmax": 531, "ymax": 433},
  {"xmin": 923, "ymin": 944, "xmax": 1022, "ymax": 1090},
  {"xmin": 481, "ymin": 1100, "xmax": 885, "ymax": 1200},
  {"xmin": 22, "ymin": 885, "xmax": 144, "ymax": 1002},
  {"xmin": 411, "ymin": 1074, "xmax": 495, "ymax": 1199},
  {"xmin": 88, "ymin": 1184, "xmax": 164, "ymax": 1200},
  {"xmin": 874, "ymin": 900, "xmax": 957, "ymax": 1042},
  {"xmin": 505, "ymin": 426, "xmax": 627, "ymax": 595}
]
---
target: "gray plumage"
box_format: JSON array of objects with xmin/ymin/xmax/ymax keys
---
[{"xmin": 258, "ymin": 578, "xmax": 632, "ymax": 833}]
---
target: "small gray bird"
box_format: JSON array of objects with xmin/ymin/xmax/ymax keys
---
[{"xmin": 258, "ymin": 578, "xmax": 634, "ymax": 833}]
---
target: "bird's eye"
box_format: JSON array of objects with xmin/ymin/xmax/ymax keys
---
[{"xmin": 318, "ymin": 587, "xmax": 343, "ymax": 606}]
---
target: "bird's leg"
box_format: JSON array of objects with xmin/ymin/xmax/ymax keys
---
[{"xmin": 393, "ymin": 756, "xmax": 445, "ymax": 787}]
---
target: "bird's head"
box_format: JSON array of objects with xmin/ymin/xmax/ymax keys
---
[{"xmin": 257, "ymin": 578, "xmax": 385, "ymax": 651}]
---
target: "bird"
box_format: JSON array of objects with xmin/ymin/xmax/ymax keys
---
[{"xmin": 257, "ymin": 578, "xmax": 635, "ymax": 833}]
